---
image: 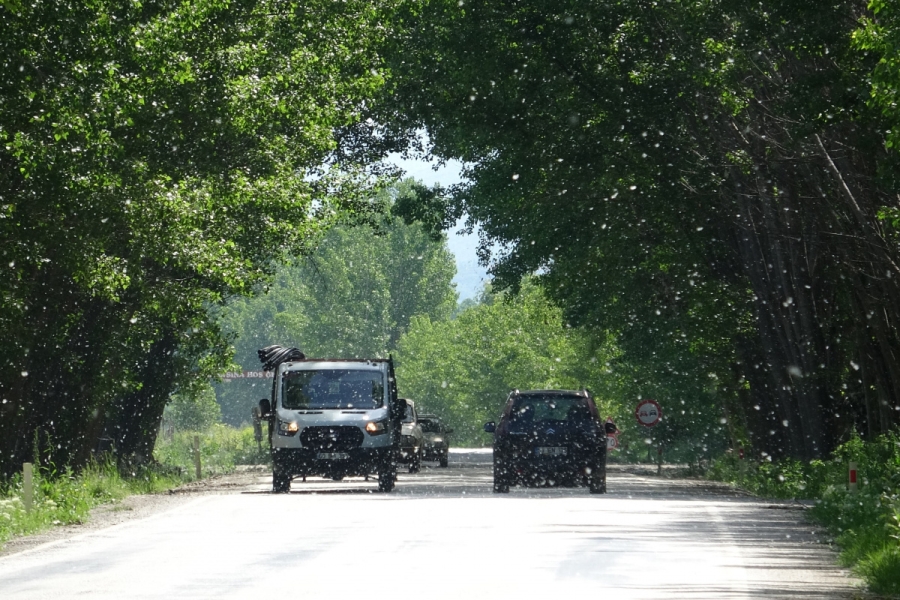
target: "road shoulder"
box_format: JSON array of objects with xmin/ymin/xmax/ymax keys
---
[{"xmin": 0, "ymin": 467, "xmax": 266, "ymax": 559}]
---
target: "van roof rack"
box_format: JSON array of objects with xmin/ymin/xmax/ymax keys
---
[{"xmin": 257, "ymin": 345, "xmax": 305, "ymax": 371}]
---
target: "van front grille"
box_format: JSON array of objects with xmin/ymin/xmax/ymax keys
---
[{"xmin": 300, "ymin": 426, "xmax": 364, "ymax": 451}]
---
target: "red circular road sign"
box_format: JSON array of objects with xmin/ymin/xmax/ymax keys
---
[
  {"xmin": 635, "ymin": 399, "xmax": 662, "ymax": 427},
  {"xmin": 606, "ymin": 434, "xmax": 620, "ymax": 450}
]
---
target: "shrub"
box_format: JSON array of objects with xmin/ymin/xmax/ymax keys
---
[
  {"xmin": 710, "ymin": 432, "xmax": 900, "ymax": 595},
  {"xmin": 0, "ymin": 458, "xmax": 180, "ymax": 549},
  {"xmin": 154, "ymin": 424, "xmax": 269, "ymax": 478},
  {"xmin": 164, "ymin": 385, "xmax": 222, "ymax": 432}
]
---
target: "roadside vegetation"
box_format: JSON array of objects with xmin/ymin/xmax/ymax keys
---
[
  {"xmin": 710, "ymin": 433, "xmax": 900, "ymax": 595},
  {"xmin": 4, "ymin": 0, "xmax": 900, "ymax": 595},
  {"xmin": 154, "ymin": 426, "xmax": 269, "ymax": 477},
  {"xmin": 156, "ymin": 384, "xmax": 269, "ymax": 476},
  {"xmin": 0, "ymin": 459, "xmax": 180, "ymax": 549},
  {"xmin": 0, "ymin": 425, "xmax": 265, "ymax": 551},
  {"xmin": 0, "ymin": 391, "xmax": 267, "ymax": 550}
]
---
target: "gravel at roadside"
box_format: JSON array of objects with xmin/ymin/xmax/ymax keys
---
[{"xmin": 0, "ymin": 466, "xmax": 269, "ymax": 559}]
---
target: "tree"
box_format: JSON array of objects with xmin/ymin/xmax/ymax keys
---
[
  {"xmin": 164, "ymin": 385, "xmax": 222, "ymax": 433},
  {"xmin": 215, "ymin": 199, "xmax": 457, "ymax": 424},
  {"xmin": 381, "ymin": 0, "xmax": 900, "ymax": 460},
  {"xmin": 396, "ymin": 281, "xmax": 624, "ymax": 445},
  {"xmin": 0, "ymin": 0, "xmax": 400, "ymax": 475}
]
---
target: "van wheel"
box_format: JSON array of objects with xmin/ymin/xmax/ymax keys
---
[
  {"xmin": 589, "ymin": 470, "xmax": 607, "ymax": 494},
  {"xmin": 439, "ymin": 453, "xmax": 449, "ymax": 468},
  {"xmin": 378, "ymin": 470, "xmax": 396, "ymax": 492},
  {"xmin": 408, "ymin": 452, "xmax": 421, "ymax": 473},
  {"xmin": 493, "ymin": 480, "xmax": 510, "ymax": 493},
  {"xmin": 273, "ymin": 470, "xmax": 291, "ymax": 493}
]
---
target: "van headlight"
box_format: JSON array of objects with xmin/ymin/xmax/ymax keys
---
[
  {"xmin": 365, "ymin": 420, "xmax": 387, "ymax": 435},
  {"xmin": 433, "ymin": 437, "xmax": 443, "ymax": 443},
  {"xmin": 278, "ymin": 420, "xmax": 299, "ymax": 436}
]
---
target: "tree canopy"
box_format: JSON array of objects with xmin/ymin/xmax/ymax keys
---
[
  {"xmin": 0, "ymin": 0, "xmax": 400, "ymax": 475},
  {"xmin": 396, "ymin": 281, "xmax": 623, "ymax": 445},
  {"xmin": 216, "ymin": 189, "xmax": 457, "ymax": 424},
  {"xmin": 380, "ymin": 0, "xmax": 900, "ymax": 460},
  {"xmin": 7, "ymin": 0, "xmax": 900, "ymax": 474}
]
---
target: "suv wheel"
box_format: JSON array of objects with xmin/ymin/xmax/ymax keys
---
[
  {"xmin": 493, "ymin": 457, "xmax": 510, "ymax": 493},
  {"xmin": 588, "ymin": 469, "xmax": 607, "ymax": 494},
  {"xmin": 378, "ymin": 469, "xmax": 396, "ymax": 492}
]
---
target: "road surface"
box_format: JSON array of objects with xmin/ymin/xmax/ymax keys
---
[{"xmin": 0, "ymin": 450, "xmax": 862, "ymax": 599}]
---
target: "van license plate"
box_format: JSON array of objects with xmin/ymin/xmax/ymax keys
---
[
  {"xmin": 317, "ymin": 452, "xmax": 350, "ymax": 460},
  {"xmin": 535, "ymin": 447, "xmax": 567, "ymax": 457}
]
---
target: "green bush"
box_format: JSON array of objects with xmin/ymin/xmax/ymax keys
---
[
  {"xmin": 0, "ymin": 424, "xmax": 265, "ymax": 550},
  {"xmin": 0, "ymin": 458, "xmax": 180, "ymax": 549},
  {"xmin": 856, "ymin": 544, "xmax": 900, "ymax": 595},
  {"xmin": 707, "ymin": 452, "xmax": 833, "ymax": 499},
  {"xmin": 164, "ymin": 385, "xmax": 222, "ymax": 432},
  {"xmin": 709, "ymin": 432, "xmax": 900, "ymax": 595},
  {"xmin": 154, "ymin": 424, "xmax": 269, "ymax": 478}
]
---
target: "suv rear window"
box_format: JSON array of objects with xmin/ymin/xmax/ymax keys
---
[
  {"xmin": 281, "ymin": 369, "xmax": 384, "ymax": 410},
  {"xmin": 507, "ymin": 396, "xmax": 592, "ymax": 431}
]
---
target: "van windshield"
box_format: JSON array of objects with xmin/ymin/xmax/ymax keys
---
[{"xmin": 281, "ymin": 369, "xmax": 384, "ymax": 410}]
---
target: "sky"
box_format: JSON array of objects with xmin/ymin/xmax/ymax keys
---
[{"xmin": 387, "ymin": 154, "xmax": 488, "ymax": 300}]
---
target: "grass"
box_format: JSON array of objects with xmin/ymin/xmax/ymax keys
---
[
  {"xmin": 0, "ymin": 458, "xmax": 181, "ymax": 548},
  {"xmin": 153, "ymin": 424, "xmax": 269, "ymax": 478},
  {"xmin": 708, "ymin": 432, "xmax": 900, "ymax": 596},
  {"xmin": 0, "ymin": 424, "xmax": 269, "ymax": 551}
]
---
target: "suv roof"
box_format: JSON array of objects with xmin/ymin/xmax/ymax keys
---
[{"xmin": 511, "ymin": 389, "xmax": 591, "ymax": 397}]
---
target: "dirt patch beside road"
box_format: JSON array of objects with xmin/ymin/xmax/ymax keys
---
[{"xmin": 0, "ymin": 466, "xmax": 269, "ymax": 559}]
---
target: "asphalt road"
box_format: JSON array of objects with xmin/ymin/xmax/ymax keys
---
[{"xmin": 0, "ymin": 450, "xmax": 862, "ymax": 599}]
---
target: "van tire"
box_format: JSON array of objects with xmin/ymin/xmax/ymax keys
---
[
  {"xmin": 439, "ymin": 453, "xmax": 449, "ymax": 468},
  {"xmin": 408, "ymin": 451, "xmax": 421, "ymax": 473},
  {"xmin": 273, "ymin": 470, "xmax": 291, "ymax": 493}
]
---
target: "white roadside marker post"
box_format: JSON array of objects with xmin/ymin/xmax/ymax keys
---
[
  {"xmin": 23, "ymin": 462, "xmax": 33, "ymax": 513},
  {"xmin": 193, "ymin": 435, "xmax": 202, "ymax": 480},
  {"xmin": 848, "ymin": 461, "xmax": 858, "ymax": 492}
]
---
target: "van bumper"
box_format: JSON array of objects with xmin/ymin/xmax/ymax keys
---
[{"xmin": 272, "ymin": 447, "xmax": 394, "ymax": 478}]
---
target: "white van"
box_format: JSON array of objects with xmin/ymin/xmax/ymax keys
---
[{"xmin": 256, "ymin": 348, "xmax": 406, "ymax": 493}]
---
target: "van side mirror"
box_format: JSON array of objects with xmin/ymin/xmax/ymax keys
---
[
  {"xmin": 391, "ymin": 398, "xmax": 408, "ymax": 421},
  {"xmin": 483, "ymin": 422, "xmax": 496, "ymax": 434},
  {"xmin": 604, "ymin": 421, "xmax": 617, "ymax": 434},
  {"xmin": 251, "ymin": 406, "xmax": 264, "ymax": 443},
  {"xmin": 258, "ymin": 398, "xmax": 271, "ymax": 418},
  {"xmin": 445, "ymin": 428, "xmax": 454, "ymax": 434}
]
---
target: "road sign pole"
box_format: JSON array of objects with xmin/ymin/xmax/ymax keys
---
[
  {"xmin": 23, "ymin": 462, "xmax": 33, "ymax": 513},
  {"xmin": 193, "ymin": 435, "xmax": 202, "ymax": 480},
  {"xmin": 657, "ymin": 445, "xmax": 663, "ymax": 475}
]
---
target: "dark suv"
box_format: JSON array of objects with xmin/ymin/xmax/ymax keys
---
[{"xmin": 484, "ymin": 390, "xmax": 615, "ymax": 494}]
